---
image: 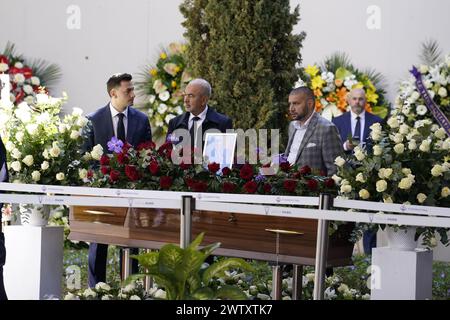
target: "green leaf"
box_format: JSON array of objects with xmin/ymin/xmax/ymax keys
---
[
  {"xmin": 199, "ymin": 242, "xmax": 221, "ymax": 257},
  {"xmin": 191, "ymin": 287, "xmax": 215, "ymax": 300},
  {"xmin": 215, "ymin": 285, "xmax": 248, "ymax": 300},
  {"xmin": 131, "ymin": 252, "xmax": 159, "ymax": 269},
  {"xmin": 371, "ymin": 106, "xmax": 388, "ymax": 119},
  {"xmin": 202, "ymin": 258, "xmax": 254, "ymax": 284},
  {"xmin": 188, "ymin": 232, "xmax": 205, "ymax": 251}
]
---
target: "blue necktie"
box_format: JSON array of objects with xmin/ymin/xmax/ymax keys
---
[
  {"xmin": 353, "ymin": 116, "xmax": 361, "ymax": 142},
  {"xmin": 117, "ymin": 113, "xmax": 125, "ymax": 142}
]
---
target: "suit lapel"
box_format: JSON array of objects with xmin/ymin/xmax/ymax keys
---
[
  {"xmin": 285, "ymin": 123, "xmax": 295, "ymax": 155},
  {"xmin": 127, "ymin": 108, "xmax": 136, "ymax": 145},
  {"xmin": 103, "ymin": 105, "xmax": 115, "ymax": 142},
  {"xmin": 295, "ymin": 113, "xmax": 319, "ymax": 163}
]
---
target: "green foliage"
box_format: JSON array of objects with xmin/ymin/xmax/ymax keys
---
[
  {"xmin": 180, "ymin": 0, "xmax": 305, "ymax": 144},
  {"xmin": 130, "ymin": 232, "xmax": 253, "ymax": 300}
]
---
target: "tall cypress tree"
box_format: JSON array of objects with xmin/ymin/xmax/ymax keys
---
[{"xmin": 180, "ymin": 0, "xmax": 305, "ymax": 138}]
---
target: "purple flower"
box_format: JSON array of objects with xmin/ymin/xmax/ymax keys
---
[
  {"xmin": 107, "ymin": 136, "xmax": 124, "ymax": 154},
  {"xmin": 255, "ymin": 174, "xmax": 266, "ymax": 182},
  {"xmin": 272, "ymin": 153, "xmax": 288, "ymax": 165}
]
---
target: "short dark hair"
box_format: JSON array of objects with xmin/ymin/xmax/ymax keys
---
[
  {"xmin": 107, "ymin": 73, "xmax": 132, "ymax": 97},
  {"xmin": 290, "ymin": 86, "xmax": 315, "ymax": 102}
]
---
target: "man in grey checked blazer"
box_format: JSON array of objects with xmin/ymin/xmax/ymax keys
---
[{"xmin": 284, "ymin": 87, "xmax": 343, "ymax": 176}]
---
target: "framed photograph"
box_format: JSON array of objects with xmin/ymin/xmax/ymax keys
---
[{"xmin": 203, "ymin": 132, "xmax": 237, "ymax": 170}]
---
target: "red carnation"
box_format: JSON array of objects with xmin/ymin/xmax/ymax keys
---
[
  {"xmin": 222, "ymin": 182, "xmax": 237, "ymax": 193},
  {"xmin": 280, "ymin": 162, "xmax": 291, "ymax": 172},
  {"xmin": 101, "ymin": 166, "xmax": 110, "ymax": 175},
  {"xmin": 299, "ymin": 165, "xmax": 312, "ymax": 176},
  {"xmin": 222, "ymin": 167, "xmax": 231, "ymax": 176},
  {"xmin": 283, "ymin": 179, "xmax": 297, "ymax": 193},
  {"xmin": 263, "ymin": 183, "xmax": 272, "ymax": 194},
  {"xmin": 324, "ymin": 178, "xmax": 335, "ymax": 188},
  {"xmin": 149, "ymin": 161, "xmax": 159, "ymax": 175},
  {"xmin": 109, "ymin": 170, "xmax": 120, "ymax": 183},
  {"xmin": 117, "ymin": 152, "xmax": 129, "ymax": 165},
  {"xmin": 100, "ymin": 155, "xmax": 110, "ymax": 166},
  {"xmin": 307, "ymin": 179, "xmax": 319, "ymax": 191},
  {"xmin": 160, "ymin": 176, "xmax": 173, "ymax": 189},
  {"xmin": 125, "ymin": 165, "xmax": 140, "ymax": 181},
  {"xmin": 208, "ymin": 162, "xmax": 220, "ymax": 174},
  {"xmin": 243, "ymin": 181, "xmax": 258, "ymax": 194},
  {"xmin": 239, "ymin": 164, "xmax": 254, "ymax": 180}
]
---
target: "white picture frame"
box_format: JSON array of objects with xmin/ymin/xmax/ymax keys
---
[{"xmin": 203, "ymin": 132, "xmax": 237, "ymax": 170}]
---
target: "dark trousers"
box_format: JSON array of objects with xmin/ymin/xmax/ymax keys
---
[
  {"xmin": 0, "ymin": 232, "xmax": 7, "ymax": 300},
  {"xmin": 363, "ymin": 230, "xmax": 377, "ymax": 255},
  {"xmin": 88, "ymin": 243, "xmax": 139, "ymax": 288}
]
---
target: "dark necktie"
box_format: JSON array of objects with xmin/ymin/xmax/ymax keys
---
[
  {"xmin": 190, "ymin": 116, "xmax": 201, "ymax": 150},
  {"xmin": 353, "ymin": 116, "xmax": 361, "ymax": 142},
  {"xmin": 117, "ymin": 113, "xmax": 126, "ymax": 142}
]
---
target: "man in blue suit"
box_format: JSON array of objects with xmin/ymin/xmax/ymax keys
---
[
  {"xmin": 82, "ymin": 73, "xmax": 152, "ymax": 287},
  {"xmin": 332, "ymin": 88, "xmax": 382, "ymax": 255},
  {"xmin": 0, "ymin": 78, "xmax": 9, "ymax": 300},
  {"xmin": 166, "ymin": 78, "xmax": 232, "ymax": 151}
]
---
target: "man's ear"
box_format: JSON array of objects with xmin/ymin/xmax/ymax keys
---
[{"xmin": 109, "ymin": 88, "xmax": 116, "ymax": 98}]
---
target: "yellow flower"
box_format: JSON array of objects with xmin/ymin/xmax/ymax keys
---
[
  {"xmin": 353, "ymin": 82, "xmax": 364, "ymax": 89},
  {"xmin": 174, "ymin": 66, "xmax": 181, "ymax": 73},
  {"xmin": 305, "ymin": 65, "xmax": 319, "ymax": 77},
  {"xmin": 171, "ymin": 81, "xmax": 177, "ymax": 88},
  {"xmin": 160, "ymin": 52, "xmax": 167, "ymax": 60},
  {"xmin": 150, "ymin": 69, "xmax": 157, "ymax": 77},
  {"xmin": 181, "ymin": 44, "xmax": 187, "ymax": 52},
  {"xmin": 311, "ymin": 76, "xmax": 325, "ymax": 89},
  {"xmin": 366, "ymin": 89, "xmax": 379, "ymax": 104}
]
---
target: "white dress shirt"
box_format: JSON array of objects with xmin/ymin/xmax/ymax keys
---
[
  {"xmin": 109, "ymin": 103, "xmax": 129, "ymax": 139},
  {"xmin": 343, "ymin": 110, "xmax": 366, "ymax": 151},
  {"xmin": 189, "ymin": 105, "xmax": 208, "ymax": 148},
  {"xmin": 287, "ymin": 112, "xmax": 315, "ymax": 165}
]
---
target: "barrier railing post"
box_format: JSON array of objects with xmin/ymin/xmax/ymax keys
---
[
  {"xmin": 313, "ymin": 193, "xmax": 332, "ymax": 300},
  {"xmin": 180, "ymin": 196, "xmax": 194, "ymax": 249}
]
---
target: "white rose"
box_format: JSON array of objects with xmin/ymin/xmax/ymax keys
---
[
  {"xmin": 14, "ymin": 62, "xmax": 23, "ymax": 68},
  {"xmin": 428, "ymin": 90, "xmax": 435, "ymax": 99},
  {"xmin": 49, "ymin": 146, "xmax": 61, "ymax": 158},
  {"xmin": 387, "ymin": 117, "xmax": 399, "ymax": 129},
  {"xmin": 129, "ymin": 295, "xmax": 141, "ymax": 300},
  {"xmin": 0, "ymin": 63, "xmax": 8, "ymax": 72},
  {"xmin": 95, "ymin": 282, "xmax": 111, "ymax": 291},
  {"xmin": 31, "ymin": 171, "xmax": 41, "ymax": 182},
  {"xmin": 399, "ymin": 124, "xmax": 410, "ymax": 135},
  {"xmin": 370, "ymin": 122, "xmax": 382, "ymax": 133},
  {"xmin": 91, "ymin": 144, "xmax": 104, "ymax": 160},
  {"xmin": 79, "ymin": 168, "xmax": 88, "ymax": 179},
  {"xmin": 398, "ymin": 177, "xmax": 414, "ymax": 190},
  {"xmin": 376, "ymin": 180, "xmax": 388, "ymax": 192},
  {"xmin": 443, "ymin": 138, "xmax": 450, "ymax": 150},
  {"xmin": 394, "ymin": 143, "xmax": 405, "ymax": 154},
  {"xmin": 157, "ymin": 103, "xmax": 168, "ymax": 114},
  {"xmin": 101, "ymin": 295, "xmax": 113, "ymax": 300},
  {"xmin": 431, "ymin": 164, "xmax": 444, "ymax": 177},
  {"xmin": 76, "ymin": 117, "xmax": 88, "ymax": 127},
  {"xmin": 72, "ymin": 107, "xmax": 83, "ymax": 116},
  {"xmin": 30, "ymin": 76, "xmax": 40, "ymax": 86},
  {"xmin": 70, "ymin": 130, "xmax": 81, "ymax": 140},
  {"xmin": 371, "ymin": 131, "xmax": 382, "ymax": 141},
  {"xmin": 5, "ymin": 141, "xmax": 15, "ymax": 152},
  {"xmin": 419, "ymin": 140, "xmax": 431, "ymax": 152},
  {"xmin": 13, "ymin": 73, "xmax": 25, "ymax": 84},
  {"xmin": 359, "ymin": 189, "xmax": 370, "ymax": 200},
  {"xmin": 354, "ymin": 148, "xmax": 365, "ymax": 161},
  {"xmin": 11, "ymin": 161, "xmax": 21, "ymax": 172},
  {"xmin": 23, "ymin": 84, "xmax": 33, "ymax": 95},
  {"xmin": 22, "ymin": 155, "xmax": 34, "ymax": 166},
  {"xmin": 337, "ymin": 283, "xmax": 349, "ymax": 293},
  {"xmin": 434, "ymin": 128, "xmax": 446, "ymax": 140},
  {"xmin": 402, "ymin": 168, "xmax": 412, "ymax": 175},
  {"xmin": 149, "ymin": 95, "xmax": 156, "ymax": 104},
  {"xmin": 402, "ymin": 105, "xmax": 411, "ymax": 115},
  {"xmin": 373, "ymin": 145, "xmax": 382, "ymax": 156},
  {"xmin": 331, "ymin": 175, "xmax": 342, "ymax": 185},
  {"xmin": 83, "ymin": 288, "xmax": 97, "ymax": 298},
  {"xmin": 392, "ymin": 133, "xmax": 404, "ymax": 144},
  {"xmin": 355, "ymin": 173, "xmax": 366, "ymax": 183},
  {"xmin": 408, "ymin": 140, "xmax": 417, "ymax": 150},
  {"xmin": 410, "ymin": 91, "xmax": 420, "ymax": 102},
  {"xmin": 123, "ymin": 283, "xmax": 136, "ymax": 293},
  {"xmin": 334, "ymin": 156, "xmax": 346, "ymax": 167},
  {"xmin": 416, "ymin": 105, "xmax": 427, "ymax": 115},
  {"xmin": 58, "ymin": 124, "xmax": 67, "ymax": 133},
  {"xmin": 438, "ymin": 87, "xmax": 447, "ymax": 97},
  {"xmin": 416, "ymin": 193, "xmax": 427, "ymax": 204},
  {"xmin": 24, "ymin": 95, "xmax": 34, "ymax": 105},
  {"xmin": 26, "ymin": 123, "xmax": 38, "ymax": 135},
  {"xmin": 164, "ymin": 114, "xmax": 176, "ymax": 124},
  {"xmin": 419, "ymin": 65, "xmax": 429, "ymax": 73},
  {"xmin": 158, "ymin": 91, "xmax": 170, "ymax": 102},
  {"xmin": 15, "ymin": 131, "xmax": 24, "ymax": 143},
  {"xmin": 340, "ymin": 184, "xmax": 352, "ymax": 193},
  {"xmin": 56, "ymin": 172, "xmax": 65, "ymax": 181},
  {"xmin": 41, "ymin": 161, "xmax": 50, "ymax": 170},
  {"xmin": 441, "ymin": 187, "xmax": 450, "ymax": 198},
  {"xmin": 383, "ymin": 196, "xmax": 393, "ymax": 203},
  {"xmin": 64, "ymin": 293, "xmax": 80, "ymax": 300},
  {"xmin": 11, "ymin": 148, "xmax": 22, "ymax": 159}
]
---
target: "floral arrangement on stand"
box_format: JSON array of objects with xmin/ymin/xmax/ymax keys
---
[
  {"xmin": 64, "ymin": 280, "xmax": 153, "ymax": 300},
  {"xmin": 0, "ymin": 42, "xmax": 62, "ymax": 105},
  {"xmin": 300, "ymin": 53, "xmax": 390, "ymax": 120},
  {"xmin": 137, "ymin": 43, "xmax": 192, "ymax": 141},
  {"xmin": 0, "ymin": 93, "xmax": 89, "ymax": 185},
  {"xmin": 333, "ymin": 48, "xmax": 450, "ymax": 247}
]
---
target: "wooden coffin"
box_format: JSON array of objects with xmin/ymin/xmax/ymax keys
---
[{"xmin": 69, "ymin": 205, "xmax": 354, "ymax": 266}]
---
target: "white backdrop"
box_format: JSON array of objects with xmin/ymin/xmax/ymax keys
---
[{"xmin": 0, "ymin": 0, "xmax": 449, "ymax": 116}]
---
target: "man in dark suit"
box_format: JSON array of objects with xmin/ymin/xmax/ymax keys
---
[
  {"xmin": 0, "ymin": 78, "xmax": 9, "ymax": 300},
  {"xmin": 284, "ymin": 87, "xmax": 343, "ymax": 176},
  {"xmin": 332, "ymin": 88, "xmax": 382, "ymax": 255},
  {"xmin": 82, "ymin": 73, "xmax": 152, "ymax": 287},
  {"xmin": 166, "ymin": 78, "xmax": 232, "ymax": 154}
]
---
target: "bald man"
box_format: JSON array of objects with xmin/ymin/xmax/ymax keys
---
[{"xmin": 332, "ymin": 88, "xmax": 382, "ymax": 152}]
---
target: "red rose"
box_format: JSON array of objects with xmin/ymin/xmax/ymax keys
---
[
  {"xmin": 100, "ymin": 155, "xmax": 110, "ymax": 166},
  {"xmin": 0, "ymin": 55, "xmax": 9, "ymax": 64},
  {"xmin": 122, "ymin": 142, "xmax": 132, "ymax": 153},
  {"xmin": 283, "ymin": 179, "xmax": 297, "ymax": 193},
  {"xmin": 299, "ymin": 165, "xmax": 312, "ymax": 176},
  {"xmin": 137, "ymin": 141, "xmax": 156, "ymax": 151},
  {"xmin": 160, "ymin": 176, "xmax": 173, "ymax": 189},
  {"xmin": 263, "ymin": 183, "xmax": 272, "ymax": 194},
  {"xmin": 243, "ymin": 181, "xmax": 258, "ymax": 194},
  {"xmin": 192, "ymin": 181, "xmax": 208, "ymax": 192},
  {"xmin": 280, "ymin": 162, "xmax": 291, "ymax": 172},
  {"xmin": 319, "ymin": 169, "xmax": 327, "ymax": 177},
  {"xmin": 22, "ymin": 67, "xmax": 33, "ymax": 79},
  {"xmin": 158, "ymin": 142, "xmax": 173, "ymax": 156},
  {"xmin": 125, "ymin": 165, "xmax": 139, "ymax": 181},
  {"xmin": 324, "ymin": 178, "xmax": 335, "ymax": 188},
  {"xmin": 208, "ymin": 162, "xmax": 220, "ymax": 174},
  {"xmin": 109, "ymin": 170, "xmax": 120, "ymax": 183},
  {"xmin": 117, "ymin": 152, "xmax": 129, "ymax": 165},
  {"xmin": 222, "ymin": 182, "xmax": 237, "ymax": 193},
  {"xmin": 180, "ymin": 161, "xmax": 191, "ymax": 170},
  {"xmin": 239, "ymin": 164, "xmax": 254, "ymax": 180},
  {"xmin": 87, "ymin": 170, "xmax": 94, "ymax": 179},
  {"xmin": 307, "ymin": 179, "xmax": 318, "ymax": 191},
  {"xmin": 101, "ymin": 166, "xmax": 110, "ymax": 175},
  {"xmin": 185, "ymin": 177, "xmax": 195, "ymax": 188},
  {"xmin": 222, "ymin": 167, "xmax": 231, "ymax": 176},
  {"xmin": 149, "ymin": 161, "xmax": 159, "ymax": 175},
  {"xmin": 292, "ymin": 171, "xmax": 302, "ymax": 179}
]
